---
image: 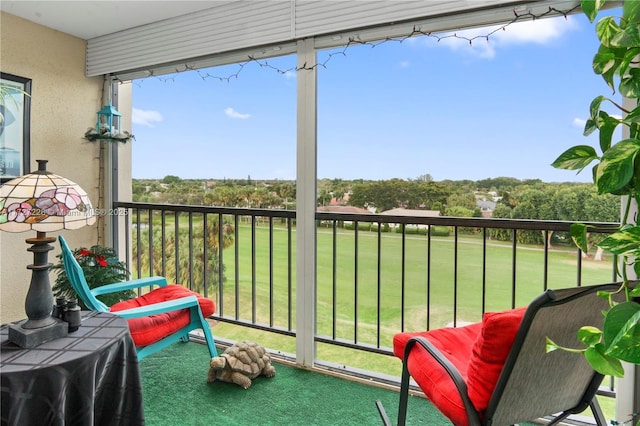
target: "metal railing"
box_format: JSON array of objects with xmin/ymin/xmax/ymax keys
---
[{"xmin": 113, "ymin": 201, "xmax": 619, "ymax": 394}]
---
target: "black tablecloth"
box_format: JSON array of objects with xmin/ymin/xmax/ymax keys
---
[{"xmin": 1, "ymin": 311, "xmax": 145, "ymax": 426}]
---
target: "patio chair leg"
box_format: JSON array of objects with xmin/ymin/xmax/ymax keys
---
[
  {"xmin": 589, "ymin": 397, "xmax": 607, "ymax": 426},
  {"xmin": 547, "ymin": 396, "xmax": 606, "ymax": 426},
  {"xmin": 375, "ymin": 400, "xmax": 392, "ymax": 426},
  {"xmin": 547, "ymin": 412, "xmax": 571, "ymax": 426},
  {"xmin": 397, "ymin": 358, "xmax": 411, "ymax": 426}
]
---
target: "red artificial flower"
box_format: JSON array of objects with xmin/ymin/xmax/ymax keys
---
[
  {"xmin": 75, "ymin": 249, "xmax": 107, "ymax": 266},
  {"xmin": 76, "ymin": 249, "xmax": 91, "ymax": 260}
]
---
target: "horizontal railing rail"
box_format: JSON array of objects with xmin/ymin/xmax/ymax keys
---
[{"xmin": 113, "ymin": 201, "xmax": 619, "ymax": 397}]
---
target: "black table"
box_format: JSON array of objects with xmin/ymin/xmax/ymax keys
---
[{"xmin": 1, "ymin": 311, "xmax": 145, "ymax": 426}]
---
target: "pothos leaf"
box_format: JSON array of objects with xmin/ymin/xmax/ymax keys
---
[
  {"xmin": 620, "ymin": 68, "xmax": 640, "ymax": 98},
  {"xmin": 595, "ymin": 139, "xmax": 640, "ymax": 194},
  {"xmin": 598, "ymin": 112, "xmax": 619, "ymax": 153},
  {"xmin": 570, "ymin": 223, "xmax": 590, "ymax": 253},
  {"xmin": 589, "ymin": 95, "xmax": 606, "ymax": 119},
  {"xmin": 551, "ymin": 146, "xmax": 598, "ymax": 171},
  {"xmin": 577, "ymin": 326, "xmax": 603, "ymax": 346},
  {"xmin": 603, "ymin": 301, "xmax": 640, "ymax": 364},
  {"xmin": 581, "ymin": 0, "xmax": 603, "ymax": 23},
  {"xmin": 596, "ymin": 16, "xmax": 620, "ymax": 48},
  {"xmin": 585, "ymin": 343, "xmax": 625, "ymax": 377},
  {"xmin": 623, "ymin": 0, "xmax": 640, "ymax": 29},
  {"xmin": 598, "ymin": 226, "xmax": 640, "ymax": 256}
]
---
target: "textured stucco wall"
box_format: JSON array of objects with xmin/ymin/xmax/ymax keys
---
[{"xmin": 1, "ymin": 12, "xmax": 104, "ymax": 323}]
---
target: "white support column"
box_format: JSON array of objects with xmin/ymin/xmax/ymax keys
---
[
  {"xmin": 295, "ymin": 38, "xmax": 317, "ymax": 367},
  {"xmin": 615, "ymin": 95, "xmax": 638, "ymax": 422},
  {"xmin": 616, "ymin": 198, "xmax": 638, "ymax": 421},
  {"xmin": 100, "ymin": 77, "xmax": 114, "ymax": 247}
]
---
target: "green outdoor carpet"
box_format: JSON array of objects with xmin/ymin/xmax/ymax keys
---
[{"xmin": 139, "ymin": 341, "xmax": 451, "ymax": 425}]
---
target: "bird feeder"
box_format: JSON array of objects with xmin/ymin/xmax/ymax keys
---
[{"xmin": 96, "ymin": 104, "xmax": 122, "ymax": 136}]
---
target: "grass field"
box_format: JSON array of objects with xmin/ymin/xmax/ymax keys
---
[
  {"xmin": 135, "ymin": 216, "xmax": 618, "ymax": 419},
  {"xmin": 134, "ymin": 218, "xmax": 616, "ymax": 354}
]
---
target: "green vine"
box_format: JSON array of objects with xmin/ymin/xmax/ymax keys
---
[{"xmin": 550, "ymin": 0, "xmax": 640, "ymax": 382}]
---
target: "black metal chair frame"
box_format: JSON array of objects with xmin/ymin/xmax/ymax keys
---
[{"xmin": 377, "ymin": 283, "xmax": 624, "ymax": 426}]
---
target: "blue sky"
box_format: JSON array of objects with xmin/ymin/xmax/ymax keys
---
[{"xmin": 131, "ymin": 10, "xmax": 619, "ymax": 183}]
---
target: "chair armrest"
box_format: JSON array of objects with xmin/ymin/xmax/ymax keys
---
[
  {"xmin": 405, "ymin": 336, "xmax": 482, "ymax": 426},
  {"xmin": 110, "ymin": 295, "xmax": 201, "ymax": 319},
  {"xmin": 91, "ymin": 276, "xmax": 168, "ymax": 296}
]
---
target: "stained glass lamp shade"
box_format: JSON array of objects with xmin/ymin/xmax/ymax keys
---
[{"xmin": 0, "ymin": 159, "xmax": 95, "ymax": 347}]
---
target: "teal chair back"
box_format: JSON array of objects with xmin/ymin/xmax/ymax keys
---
[{"xmin": 58, "ymin": 235, "xmax": 109, "ymax": 312}]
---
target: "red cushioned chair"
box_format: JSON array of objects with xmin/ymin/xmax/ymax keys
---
[
  {"xmin": 59, "ymin": 235, "xmax": 218, "ymax": 361},
  {"xmin": 377, "ymin": 283, "xmax": 619, "ymax": 426}
]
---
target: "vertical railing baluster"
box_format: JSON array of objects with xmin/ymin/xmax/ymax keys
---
[
  {"xmin": 135, "ymin": 208, "xmax": 141, "ymax": 280},
  {"xmin": 174, "ymin": 211, "xmax": 180, "ymax": 285},
  {"xmin": 161, "ymin": 209, "xmax": 166, "ymax": 278},
  {"xmin": 269, "ymin": 216, "xmax": 274, "ymax": 327},
  {"xmin": 577, "ymin": 246, "xmax": 583, "ymax": 287},
  {"xmin": 188, "ymin": 212, "xmax": 194, "ymax": 291},
  {"xmin": 426, "ymin": 224, "xmax": 432, "ymax": 331},
  {"xmin": 543, "ymin": 229, "xmax": 549, "ymax": 291},
  {"xmin": 287, "ymin": 217, "xmax": 292, "ymax": 331},
  {"xmin": 218, "ymin": 213, "xmax": 224, "ymax": 316},
  {"xmin": 354, "ymin": 220, "xmax": 359, "ymax": 344},
  {"xmin": 482, "ymin": 227, "xmax": 487, "ymax": 315},
  {"xmin": 332, "ymin": 219, "xmax": 337, "ymax": 340},
  {"xmin": 251, "ymin": 215, "xmax": 256, "ymax": 323},
  {"xmin": 512, "ymin": 229, "xmax": 517, "ymax": 308},
  {"xmin": 203, "ymin": 212, "xmax": 209, "ymax": 298},
  {"xmin": 234, "ymin": 215, "xmax": 240, "ymax": 320},
  {"xmin": 148, "ymin": 209, "xmax": 153, "ymax": 280},
  {"xmin": 124, "ymin": 207, "xmax": 131, "ymax": 277},
  {"xmin": 376, "ymin": 222, "xmax": 382, "ymax": 348},
  {"xmin": 453, "ymin": 226, "xmax": 459, "ymax": 326},
  {"xmin": 401, "ymin": 223, "xmax": 406, "ymax": 332}
]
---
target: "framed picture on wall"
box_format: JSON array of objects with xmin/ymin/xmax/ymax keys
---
[{"xmin": 0, "ymin": 72, "xmax": 31, "ymax": 183}]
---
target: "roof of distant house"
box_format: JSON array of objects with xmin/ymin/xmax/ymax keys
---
[
  {"xmin": 476, "ymin": 200, "xmax": 497, "ymax": 210},
  {"xmin": 317, "ymin": 205, "xmax": 371, "ymax": 214},
  {"xmin": 380, "ymin": 208, "xmax": 440, "ymax": 217}
]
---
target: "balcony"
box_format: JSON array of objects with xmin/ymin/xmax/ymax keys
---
[{"xmin": 114, "ymin": 201, "xmax": 621, "ymax": 424}]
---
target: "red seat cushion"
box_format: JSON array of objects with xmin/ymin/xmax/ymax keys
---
[
  {"xmin": 110, "ymin": 284, "xmax": 215, "ymax": 347},
  {"xmin": 393, "ymin": 308, "xmax": 526, "ymax": 426},
  {"xmin": 393, "ymin": 323, "xmax": 482, "ymax": 426}
]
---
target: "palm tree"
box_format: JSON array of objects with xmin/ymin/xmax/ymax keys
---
[{"xmin": 132, "ymin": 214, "xmax": 235, "ymax": 296}]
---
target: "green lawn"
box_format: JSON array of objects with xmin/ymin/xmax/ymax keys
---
[
  {"xmin": 185, "ymin": 223, "xmax": 614, "ymax": 368},
  {"xmin": 134, "ymin": 217, "xmax": 618, "ymax": 419}
]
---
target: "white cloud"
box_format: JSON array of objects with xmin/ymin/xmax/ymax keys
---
[
  {"xmin": 284, "ymin": 70, "xmax": 297, "ymax": 79},
  {"xmin": 492, "ymin": 16, "xmax": 578, "ymax": 45},
  {"xmin": 573, "ymin": 118, "xmax": 586, "ymax": 128},
  {"xmin": 399, "ymin": 60, "xmax": 410, "ymax": 68},
  {"xmin": 225, "ymin": 107, "xmax": 251, "ymax": 119},
  {"xmin": 427, "ymin": 15, "xmax": 579, "ymax": 59},
  {"xmin": 132, "ymin": 108, "xmax": 163, "ymax": 127}
]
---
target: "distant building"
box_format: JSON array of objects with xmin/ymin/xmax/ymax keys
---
[
  {"xmin": 379, "ymin": 208, "xmax": 440, "ymax": 230},
  {"xmin": 476, "ymin": 200, "xmax": 497, "ymax": 218},
  {"xmin": 317, "ymin": 205, "xmax": 371, "ymax": 228},
  {"xmin": 317, "ymin": 205, "xmax": 370, "ymax": 214}
]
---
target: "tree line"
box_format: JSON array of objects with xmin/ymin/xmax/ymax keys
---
[{"xmin": 132, "ymin": 175, "xmax": 620, "ymax": 223}]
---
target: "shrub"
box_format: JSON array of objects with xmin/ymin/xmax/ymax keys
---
[
  {"xmin": 430, "ymin": 226, "xmax": 450, "ymax": 237},
  {"xmin": 52, "ymin": 245, "xmax": 135, "ymax": 309}
]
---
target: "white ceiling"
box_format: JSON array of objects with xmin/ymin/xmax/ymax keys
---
[{"xmin": 0, "ymin": 1, "xmax": 220, "ymax": 40}]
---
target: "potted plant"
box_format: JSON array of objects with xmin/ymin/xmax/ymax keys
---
[
  {"xmin": 549, "ymin": 0, "xmax": 640, "ymax": 379},
  {"xmin": 52, "ymin": 244, "xmax": 135, "ymax": 309}
]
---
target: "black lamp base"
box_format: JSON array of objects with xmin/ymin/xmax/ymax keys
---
[{"xmin": 8, "ymin": 317, "xmax": 68, "ymax": 348}]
